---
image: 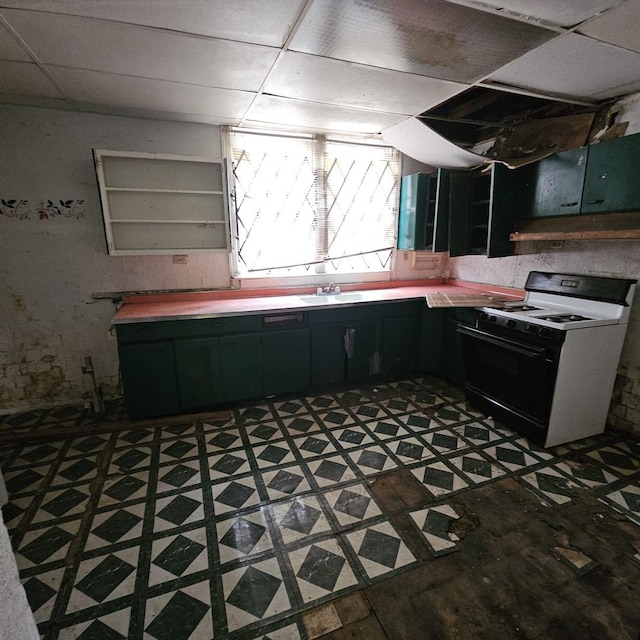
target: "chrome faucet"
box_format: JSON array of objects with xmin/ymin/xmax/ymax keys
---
[{"xmin": 323, "ymin": 282, "xmax": 336, "ymax": 294}]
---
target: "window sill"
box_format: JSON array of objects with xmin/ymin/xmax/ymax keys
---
[{"xmin": 231, "ymin": 271, "xmax": 392, "ymax": 290}]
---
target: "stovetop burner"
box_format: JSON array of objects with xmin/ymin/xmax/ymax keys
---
[
  {"xmin": 502, "ymin": 304, "xmax": 542, "ymax": 312},
  {"xmin": 539, "ymin": 313, "xmax": 594, "ymax": 323}
]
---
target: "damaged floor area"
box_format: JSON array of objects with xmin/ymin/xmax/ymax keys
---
[{"xmin": 1, "ymin": 377, "xmax": 639, "ymax": 640}]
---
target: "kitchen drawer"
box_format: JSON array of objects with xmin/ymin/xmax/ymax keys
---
[
  {"xmin": 115, "ymin": 321, "xmax": 174, "ymax": 344},
  {"xmin": 171, "ymin": 315, "xmax": 262, "ymax": 338}
]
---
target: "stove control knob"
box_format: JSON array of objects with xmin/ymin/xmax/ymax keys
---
[
  {"xmin": 488, "ymin": 316, "xmax": 497, "ymax": 323},
  {"xmin": 506, "ymin": 319, "xmax": 516, "ymax": 328},
  {"xmin": 527, "ymin": 324, "xmax": 539, "ymax": 334},
  {"xmin": 539, "ymin": 328, "xmax": 551, "ymax": 338}
]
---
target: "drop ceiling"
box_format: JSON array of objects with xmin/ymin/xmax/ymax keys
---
[{"xmin": 1, "ymin": 0, "xmax": 640, "ymax": 144}]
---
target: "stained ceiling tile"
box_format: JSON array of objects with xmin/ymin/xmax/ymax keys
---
[
  {"xmin": 2, "ymin": 10, "xmax": 279, "ymax": 92},
  {"xmin": 247, "ymin": 95, "xmax": 405, "ymax": 135},
  {"xmin": 443, "ymin": 0, "xmax": 622, "ymax": 28},
  {"xmin": 289, "ymin": 0, "xmax": 556, "ymax": 84},
  {"xmin": 489, "ymin": 32, "xmax": 640, "ymax": 100},
  {"xmin": 578, "ymin": 0, "xmax": 640, "ymax": 53},
  {"xmin": 264, "ymin": 51, "xmax": 468, "ymax": 116},
  {"xmin": 0, "ymin": 60, "xmax": 65, "ymax": 97},
  {"xmin": 0, "ymin": 18, "xmax": 31, "ymax": 61},
  {"xmin": 49, "ymin": 66, "xmax": 255, "ymax": 120},
  {"xmin": 0, "ymin": 0, "xmax": 307, "ymax": 47}
]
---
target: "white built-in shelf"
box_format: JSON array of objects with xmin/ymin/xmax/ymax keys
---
[{"xmin": 94, "ymin": 149, "xmax": 230, "ymax": 256}]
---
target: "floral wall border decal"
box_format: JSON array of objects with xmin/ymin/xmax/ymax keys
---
[{"xmin": 1, "ymin": 199, "xmax": 86, "ymax": 220}]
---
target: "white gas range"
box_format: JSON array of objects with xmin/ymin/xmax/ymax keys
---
[{"xmin": 458, "ymin": 271, "xmax": 636, "ymax": 447}]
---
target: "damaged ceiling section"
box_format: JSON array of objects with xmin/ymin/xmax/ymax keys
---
[{"xmin": 385, "ymin": 85, "xmax": 629, "ymax": 169}]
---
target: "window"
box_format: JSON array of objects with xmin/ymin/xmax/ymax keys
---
[
  {"xmin": 226, "ymin": 129, "xmax": 400, "ymax": 277},
  {"xmin": 94, "ymin": 150, "xmax": 229, "ymax": 255}
]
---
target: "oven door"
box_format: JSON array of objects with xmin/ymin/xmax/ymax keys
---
[{"xmin": 458, "ymin": 325, "xmax": 559, "ymax": 433}]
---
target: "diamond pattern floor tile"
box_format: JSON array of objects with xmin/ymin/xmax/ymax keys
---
[
  {"xmin": 271, "ymin": 495, "xmax": 333, "ymax": 545},
  {"xmin": 222, "ymin": 556, "xmax": 291, "ymax": 632},
  {"xmin": 143, "ymin": 580, "xmax": 212, "ymax": 640},
  {"xmin": 217, "ymin": 508, "xmax": 274, "ymax": 563},
  {"xmin": 4, "ymin": 375, "xmax": 640, "ymax": 640},
  {"xmin": 289, "ymin": 538, "xmax": 359, "ymax": 604},
  {"xmin": 345, "ymin": 520, "xmax": 417, "ymax": 579}
]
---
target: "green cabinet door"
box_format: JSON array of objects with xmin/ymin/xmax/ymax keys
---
[
  {"xmin": 311, "ymin": 325, "xmax": 347, "ymax": 386},
  {"xmin": 431, "ymin": 168, "xmax": 452, "ymax": 252},
  {"xmin": 118, "ymin": 342, "xmax": 179, "ymax": 419},
  {"xmin": 174, "ymin": 337, "xmax": 224, "ymax": 411},
  {"xmin": 345, "ymin": 321, "xmax": 379, "ymax": 384},
  {"xmin": 381, "ymin": 314, "xmax": 420, "ymax": 377},
  {"xmin": 398, "ymin": 173, "xmax": 430, "ymax": 250},
  {"xmin": 419, "ymin": 307, "xmax": 444, "ymax": 375},
  {"xmin": 515, "ymin": 147, "xmax": 587, "ymax": 218},
  {"xmin": 448, "ymin": 171, "xmax": 475, "ymax": 257},
  {"xmin": 219, "ymin": 333, "xmax": 263, "ymax": 402},
  {"xmin": 582, "ymin": 133, "xmax": 640, "ymax": 213},
  {"xmin": 263, "ymin": 328, "xmax": 311, "ymax": 396},
  {"xmin": 439, "ymin": 309, "xmax": 476, "ymax": 387},
  {"xmin": 487, "ymin": 163, "xmax": 517, "ymax": 258}
]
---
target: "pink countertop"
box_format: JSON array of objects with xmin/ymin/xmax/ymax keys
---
[{"xmin": 112, "ymin": 279, "xmax": 524, "ymax": 324}]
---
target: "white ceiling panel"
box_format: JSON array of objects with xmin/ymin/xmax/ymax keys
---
[
  {"xmin": 0, "ymin": 59, "xmax": 64, "ymax": 97},
  {"xmin": 443, "ymin": 0, "xmax": 622, "ymax": 28},
  {"xmin": 489, "ymin": 33, "xmax": 640, "ymax": 100},
  {"xmin": 289, "ymin": 0, "xmax": 555, "ymax": 83},
  {"xmin": 264, "ymin": 51, "xmax": 468, "ymax": 116},
  {"xmin": 0, "ymin": 18, "xmax": 30, "ymax": 61},
  {"xmin": 49, "ymin": 66, "xmax": 255, "ymax": 120},
  {"xmin": 2, "ymin": 10, "xmax": 279, "ymax": 92},
  {"xmin": 579, "ymin": 0, "xmax": 640, "ymax": 53},
  {"xmin": 0, "ymin": 0, "xmax": 307, "ymax": 47},
  {"xmin": 247, "ymin": 95, "xmax": 405, "ymax": 135}
]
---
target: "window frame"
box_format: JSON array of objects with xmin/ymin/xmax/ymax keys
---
[{"xmin": 224, "ymin": 128, "xmax": 401, "ymax": 281}]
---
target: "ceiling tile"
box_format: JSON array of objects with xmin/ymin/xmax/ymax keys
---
[
  {"xmin": 0, "ymin": 0, "xmax": 307, "ymax": 47},
  {"xmin": 578, "ymin": 0, "xmax": 640, "ymax": 53},
  {"xmin": 443, "ymin": 0, "xmax": 622, "ymax": 28},
  {"xmin": 489, "ymin": 32, "xmax": 640, "ymax": 100},
  {"xmin": 289, "ymin": 0, "xmax": 556, "ymax": 84},
  {"xmin": 49, "ymin": 66, "xmax": 255, "ymax": 120},
  {"xmin": 246, "ymin": 95, "xmax": 405, "ymax": 135},
  {"xmin": 0, "ymin": 60, "xmax": 64, "ymax": 97},
  {"xmin": 2, "ymin": 10, "xmax": 279, "ymax": 92},
  {"xmin": 264, "ymin": 51, "xmax": 468, "ymax": 116},
  {"xmin": 0, "ymin": 18, "xmax": 31, "ymax": 61}
]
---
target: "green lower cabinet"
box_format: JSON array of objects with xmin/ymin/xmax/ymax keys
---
[
  {"xmin": 262, "ymin": 328, "xmax": 311, "ymax": 396},
  {"xmin": 439, "ymin": 309, "xmax": 476, "ymax": 387},
  {"xmin": 380, "ymin": 314, "xmax": 420, "ymax": 377},
  {"xmin": 174, "ymin": 338, "xmax": 224, "ymax": 412},
  {"xmin": 310, "ymin": 325, "xmax": 347, "ymax": 386},
  {"xmin": 345, "ymin": 321, "xmax": 379, "ymax": 384},
  {"xmin": 419, "ymin": 307, "xmax": 444, "ymax": 374},
  {"xmin": 219, "ymin": 333, "xmax": 263, "ymax": 402},
  {"xmin": 118, "ymin": 341, "xmax": 179, "ymax": 419}
]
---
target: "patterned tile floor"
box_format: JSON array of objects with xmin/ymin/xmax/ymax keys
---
[{"xmin": 1, "ymin": 376, "xmax": 640, "ymax": 640}]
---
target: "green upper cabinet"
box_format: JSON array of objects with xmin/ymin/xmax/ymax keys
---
[
  {"xmin": 397, "ymin": 170, "xmax": 451, "ymax": 252},
  {"xmin": 262, "ymin": 328, "xmax": 310, "ymax": 396},
  {"xmin": 449, "ymin": 164, "xmax": 516, "ymax": 258},
  {"xmin": 581, "ymin": 133, "xmax": 640, "ymax": 214},
  {"xmin": 515, "ymin": 147, "xmax": 587, "ymax": 218}
]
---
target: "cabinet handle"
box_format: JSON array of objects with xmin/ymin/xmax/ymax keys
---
[
  {"xmin": 560, "ymin": 202, "xmax": 579, "ymax": 207},
  {"xmin": 585, "ymin": 199, "xmax": 605, "ymax": 204}
]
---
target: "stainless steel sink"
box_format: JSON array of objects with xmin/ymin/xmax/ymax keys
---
[{"xmin": 298, "ymin": 292, "xmax": 366, "ymax": 305}]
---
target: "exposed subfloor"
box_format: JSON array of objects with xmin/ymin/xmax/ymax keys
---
[{"xmin": 1, "ymin": 377, "xmax": 640, "ymax": 640}]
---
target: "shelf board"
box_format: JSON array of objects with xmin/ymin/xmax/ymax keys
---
[
  {"xmin": 511, "ymin": 211, "xmax": 640, "ymax": 241},
  {"xmin": 106, "ymin": 187, "xmax": 222, "ymax": 195}
]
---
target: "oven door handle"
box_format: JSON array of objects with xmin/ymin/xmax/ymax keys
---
[{"xmin": 458, "ymin": 325, "xmax": 548, "ymax": 359}]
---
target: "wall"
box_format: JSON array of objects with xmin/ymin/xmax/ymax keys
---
[
  {"xmin": 0, "ymin": 105, "xmax": 231, "ymax": 413},
  {"xmin": 0, "ymin": 105, "xmax": 441, "ymax": 414}
]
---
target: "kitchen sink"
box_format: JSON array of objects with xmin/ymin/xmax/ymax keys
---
[{"xmin": 297, "ymin": 292, "xmax": 366, "ymax": 305}]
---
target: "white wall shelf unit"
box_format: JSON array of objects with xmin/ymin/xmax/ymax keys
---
[{"xmin": 94, "ymin": 149, "xmax": 230, "ymax": 255}]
